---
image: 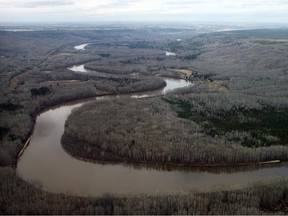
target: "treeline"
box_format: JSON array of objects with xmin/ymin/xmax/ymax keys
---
[
  {"xmin": 1, "ymin": 167, "xmax": 288, "ymax": 214},
  {"xmin": 30, "ymin": 87, "xmax": 51, "ymax": 97},
  {"xmin": 0, "ymin": 119, "xmax": 32, "ymax": 165},
  {"xmin": 93, "ymin": 77, "xmax": 166, "ymax": 94},
  {"xmin": 84, "ymin": 63, "xmax": 133, "ymax": 75},
  {"xmin": 0, "ymin": 102, "xmax": 33, "ymax": 165},
  {"xmin": 166, "ymin": 92, "xmax": 288, "ymax": 148},
  {"xmin": 0, "ymin": 36, "xmax": 171, "ymax": 166},
  {"xmin": 2, "ymin": 27, "xmax": 288, "ymax": 214},
  {"xmin": 38, "ymin": 54, "xmax": 100, "ymax": 71},
  {"xmin": 0, "ymin": 84, "xmax": 104, "ymax": 166},
  {"xmin": 0, "ymin": 71, "xmax": 166, "ymax": 166},
  {"xmin": 62, "ymin": 97, "xmax": 288, "ymax": 166},
  {"xmin": 1, "ymin": 80, "xmax": 165, "ymax": 166}
]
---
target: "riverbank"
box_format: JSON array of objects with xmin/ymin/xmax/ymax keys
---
[
  {"xmin": 2, "ymin": 166, "xmax": 288, "ymax": 214},
  {"xmin": 16, "ymin": 78, "xmax": 168, "ymax": 164},
  {"xmin": 3, "ymin": 27, "xmax": 288, "ymax": 214},
  {"xmin": 13, "ymin": 60, "xmax": 170, "ymax": 165},
  {"xmin": 17, "ymin": 92, "xmax": 288, "ymax": 197},
  {"xmin": 62, "ymin": 134, "xmax": 282, "ymax": 169},
  {"xmin": 62, "ymin": 96, "xmax": 288, "ymax": 167}
]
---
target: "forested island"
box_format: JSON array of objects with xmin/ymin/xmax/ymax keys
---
[{"xmin": 1, "ymin": 24, "xmax": 288, "ymax": 214}]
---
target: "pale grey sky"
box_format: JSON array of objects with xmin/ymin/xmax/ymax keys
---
[{"xmin": 0, "ymin": 0, "xmax": 288, "ymax": 23}]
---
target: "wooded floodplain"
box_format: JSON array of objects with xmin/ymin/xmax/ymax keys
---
[
  {"xmin": 63, "ymin": 29, "xmax": 288, "ymax": 166},
  {"xmin": 1, "ymin": 24, "xmax": 288, "ymax": 214},
  {"xmin": 62, "ymin": 96, "xmax": 288, "ymax": 166}
]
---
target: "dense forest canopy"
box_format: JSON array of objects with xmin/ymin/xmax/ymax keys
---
[{"xmin": 1, "ymin": 25, "xmax": 288, "ymax": 214}]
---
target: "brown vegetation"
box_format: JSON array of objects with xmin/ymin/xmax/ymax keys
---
[
  {"xmin": 1, "ymin": 26, "xmax": 288, "ymax": 214},
  {"xmin": 62, "ymin": 96, "xmax": 288, "ymax": 166},
  {"xmin": 0, "ymin": 28, "xmax": 170, "ymax": 166},
  {"xmin": 1, "ymin": 167, "xmax": 288, "ymax": 214}
]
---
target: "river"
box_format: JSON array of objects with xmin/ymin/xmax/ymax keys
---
[
  {"xmin": 166, "ymin": 51, "xmax": 176, "ymax": 56},
  {"xmin": 16, "ymin": 65, "xmax": 288, "ymax": 197},
  {"xmin": 74, "ymin": 43, "xmax": 89, "ymax": 50}
]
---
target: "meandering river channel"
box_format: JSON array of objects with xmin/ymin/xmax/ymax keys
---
[{"xmin": 16, "ymin": 63, "xmax": 288, "ymax": 197}]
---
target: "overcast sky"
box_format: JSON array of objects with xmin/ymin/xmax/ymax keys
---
[{"xmin": 0, "ymin": 0, "xmax": 288, "ymax": 23}]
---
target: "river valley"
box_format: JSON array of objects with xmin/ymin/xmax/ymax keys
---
[{"xmin": 16, "ymin": 53, "xmax": 288, "ymax": 197}]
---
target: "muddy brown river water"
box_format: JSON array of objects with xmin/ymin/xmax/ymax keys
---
[{"xmin": 16, "ymin": 64, "xmax": 288, "ymax": 197}]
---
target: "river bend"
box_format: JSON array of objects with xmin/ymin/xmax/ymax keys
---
[{"xmin": 16, "ymin": 65, "xmax": 288, "ymax": 197}]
